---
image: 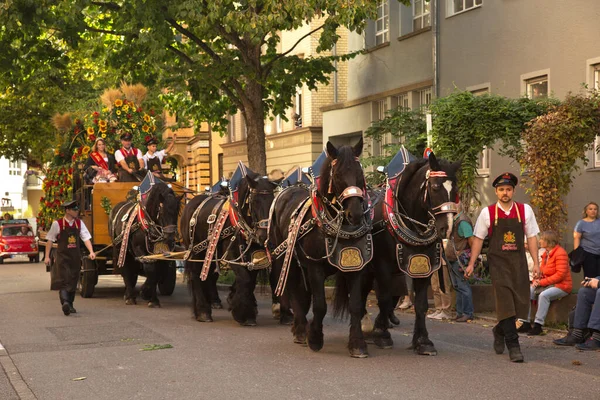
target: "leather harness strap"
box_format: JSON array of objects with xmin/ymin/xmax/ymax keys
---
[{"xmin": 200, "ymin": 199, "xmax": 230, "ymax": 280}]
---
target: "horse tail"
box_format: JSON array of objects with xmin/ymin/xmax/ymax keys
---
[{"xmin": 332, "ymin": 271, "xmax": 349, "ymax": 320}]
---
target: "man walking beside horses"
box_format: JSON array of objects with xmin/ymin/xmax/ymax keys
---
[{"xmin": 465, "ymin": 172, "xmax": 540, "ymax": 362}]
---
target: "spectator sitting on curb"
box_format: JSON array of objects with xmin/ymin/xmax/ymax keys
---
[{"xmin": 553, "ymin": 277, "xmax": 600, "ymax": 350}]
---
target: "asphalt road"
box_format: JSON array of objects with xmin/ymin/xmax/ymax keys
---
[{"xmin": 0, "ymin": 258, "xmax": 598, "ymax": 400}]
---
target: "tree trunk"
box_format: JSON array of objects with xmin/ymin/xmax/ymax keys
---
[{"xmin": 243, "ymin": 81, "xmax": 267, "ymax": 174}]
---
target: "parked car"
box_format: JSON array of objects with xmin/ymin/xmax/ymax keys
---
[{"xmin": 0, "ymin": 221, "xmax": 39, "ymax": 263}]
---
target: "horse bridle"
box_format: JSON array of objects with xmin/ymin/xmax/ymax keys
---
[{"xmin": 421, "ymin": 169, "xmax": 460, "ymax": 216}]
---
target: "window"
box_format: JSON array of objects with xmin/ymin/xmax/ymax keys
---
[
  {"xmin": 218, "ymin": 153, "xmax": 224, "ymax": 179},
  {"xmin": 477, "ymin": 147, "xmax": 491, "ymax": 176},
  {"xmin": 413, "ymin": 0, "xmax": 431, "ymax": 31},
  {"xmin": 594, "ymin": 65, "xmax": 600, "ymax": 90},
  {"xmin": 392, "ymin": 93, "xmax": 410, "ymax": 110},
  {"xmin": 375, "ymin": 1, "xmax": 389, "ymax": 45},
  {"xmin": 227, "ymin": 115, "xmax": 236, "ymax": 142},
  {"xmin": 371, "ymin": 99, "xmax": 389, "ymax": 156},
  {"xmin": 526, "ymin": 76, "xmax": 548, "ymax": 99},
  {"xmin": 276, "ymin": 115, "xmax": 283, "ymax": 133},
  {"xmin": 418, "ymin": 87, "xmax": 432, "ymax": 109},
  {"xmin": 447, "ymin": 0, "xmax": 482, "ymax": 17},
  {"xmin": 294, "ymin": 90, "xmax": 303, "ymax": 128},
  {"xmin": 471, "ymin": 88, "xmax": 489, "ymax": 96},
  {"xmin": 8, "ymin": 161, "xmax": 21, "ymax": 176}
]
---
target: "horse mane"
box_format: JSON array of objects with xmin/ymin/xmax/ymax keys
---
[
  {"xmin": 395, "ymin": 158, "xmax": 429, "ymax": 197},
  {"xmin": 319, "ymin": 146, "xmax": 357, "ymax": 195},
  {"xmin": 145, "ymin": 182, "xmax": 172, "ymax": 220}
]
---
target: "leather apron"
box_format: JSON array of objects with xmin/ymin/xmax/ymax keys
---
[
  {"xmin": 146, "ymin": 155, "xmax": 162, "ymax": 175},
  {"xmin": 119, "ymin": 152, "xmax": 141, "ymax": 182},
  {"xmin": 487, "ymin": 206, "xmax": 529, "ymax": 321},
  {"xmin": 50, "ymin": 220, "xmax": 81, "ymax": 292}
]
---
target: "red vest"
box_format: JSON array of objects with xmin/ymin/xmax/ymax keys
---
[
  {"xmin": 57, "ymin": 218, "xmax": 81, "ymax": 238},
  {"xmin": 487, "ymin": 202, "xmax": 525, "ymax": 237}
]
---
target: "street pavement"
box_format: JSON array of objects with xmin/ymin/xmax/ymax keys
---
[{"xmin": 0, "ymin": 258, "xmax": 598, "ymax": 400}]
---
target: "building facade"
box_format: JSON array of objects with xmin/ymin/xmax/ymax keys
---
[{"xmin": 322, "ymin": 0, "xmax": 600, "ymax": 246}]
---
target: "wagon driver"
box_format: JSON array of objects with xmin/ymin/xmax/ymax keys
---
[
  {"xmin": 115, "ymin": 131, "xmax": 144, "ymax": 182},
  {"xmin": 464, "ymin": 172, "xmax": 540, "ymax": 363},
  {"xmin": 44, "ymin": 200, "xmax": 96, "ymax": 316}
]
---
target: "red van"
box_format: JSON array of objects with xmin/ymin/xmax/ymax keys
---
[{"xmin": 0, "ymin": 220, "xmax": 39, "ymax": 263}]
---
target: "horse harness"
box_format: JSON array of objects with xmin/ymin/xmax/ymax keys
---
[
  {"xmin": 270, "ymin": 157, "xmax": 374, "ymax": 296},
  {"xmin": 186, "ymin": 188, "xmax": 273, "ymax": 281}
]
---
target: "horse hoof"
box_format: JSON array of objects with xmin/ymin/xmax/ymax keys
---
[
  {"xmin": 272, "ymin": 303, "xmax": 281, "ymax": 319},
  {"xmin": 125, "ymin": 298, "xmax": 137, "ymax": 305},
  {"xmin": 416, "ymin": 344, "xmax": 438, "ymax": 356},
  {"xmin": 211, "ymin": 302, "xmax": 223, "ymax": 309},
  {"xmin": 196, "ymin": 313, "xmax": 213, "ymax": 322},
  {"xmin": 293, "ymin": 334, "xmax": 307, "ymax": 345},
  {"xmin": 349, "ymin": 347, "xmax": 369, "ymax": 358},
  {"xmin": 241, "ymin": 319, "xmax": 257, "ymax": 327},
  {"xmin": 374, "ymin": 337, "xmax": 394, "ymax": 349},
  {"xmin": 308, "ymin": 336, "xmax": 324, "ymax": 352},
  {"xmin": 148, "ymin": 302, "xmax": 161, "ymax": 308},
  {"xmin": 280, "ymin": 314, "xmax": 294, "ymax": 326}
]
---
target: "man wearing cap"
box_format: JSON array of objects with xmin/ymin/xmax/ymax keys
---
[
  {"xmin": 44, "ymin": 200, "xmax": 96, "ymax": 316},
  {"xmin": 114, "ymin": 132, "xmax": 144, "ymax": 182},
  {"xmin": 464, "ymin": 172, "xmax": 540, "ymax": 362},
  {"xmin": 142, "ymin": 134, "xmax": 176, "ymax": 178}
]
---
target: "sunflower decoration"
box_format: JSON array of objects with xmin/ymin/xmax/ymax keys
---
[{"xmin": 39, "ymin": 83, "xmax": 161, "ymax": 232}]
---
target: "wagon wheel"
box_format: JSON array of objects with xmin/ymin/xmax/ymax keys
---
[
  {"xmin": 158, "ymin": 261, "xmax": 177, "ymax": 296},
  {"xmin": 79, "ymin": 257, "xmax": 98, "ymax": 298}
]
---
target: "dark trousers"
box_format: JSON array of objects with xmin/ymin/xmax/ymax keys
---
[
  {"xmin": 574, "ymin": 286, "xmax": 600, "ymax": 331},
  {"xmin": 583, "ymin": 251, "xmax": 600, "ymax": 278},
  {"xmin": 495, "ymin": 316, "xmax": 519, "ymax": 348}
]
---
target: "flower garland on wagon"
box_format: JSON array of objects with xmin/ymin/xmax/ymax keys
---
[{"xmin": 37, "ymin": 84, "xmax": 159, "ymax": 231}]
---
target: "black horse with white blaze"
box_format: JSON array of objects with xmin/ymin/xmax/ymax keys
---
[
  {"xmin": 268, "ymin": 138, "xmax": 392, "ymax": 358},
  {"xmin": 368, "ymin": 150, "xmax": 461, "ymax": 355},
  {"xmin": 181, "ymin": 166, "xmax": 280, "ymax": 325},
  {"xmin": 109, "ymin": 181, "xmax": 181, "ymax": 307}
]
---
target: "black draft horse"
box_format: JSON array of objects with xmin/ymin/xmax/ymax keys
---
[
  {"xmin": 269, "ymin": 138, "xmax": 390, "ymax": 357},
  {"xmin": 181, "ymin": 170, "xmax": 279, "ymax": 325},
  {"xmin": 109, "ymin": 182, "xmax": 182, "ymax": 307},
  {"xmin": 369, "ymin": 153, "xmax": 461, "ymax": 355}
]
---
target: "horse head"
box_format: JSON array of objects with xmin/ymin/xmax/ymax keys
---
[
  {"xmin": 238, "ymin": 171, "xmax": 277, "ymax": 245},
  {"xmin": 416, "ymin": 153, "xmax": 461, "ymax": 239},
  {"xmin": 322, "ymin": 137, "xmax": 366, "ymax": 226},
  {"xmin": 147, "ymin": 182, "xmax": 182, "ymax": 245}
]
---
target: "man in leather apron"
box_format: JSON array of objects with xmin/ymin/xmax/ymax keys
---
[
  {"xmin": 465, "ymin": 173, "xmax": 540, "ymax": 362},
  {"xmin": 44, "ymin": 200, "xmax": 96, "ymax": 316},
  {"xmin": 115, "ymin": 132, "xmax": 144, "ymax": 182},
  {"xmin": 142, "ymin": 134, "xmax": 176, "ymax": 180}
]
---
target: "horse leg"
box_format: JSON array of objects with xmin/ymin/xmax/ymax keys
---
[
  {"xmin": 208, "ymin": 270, "xmax": 223, "ymax": 309},
  {"xmin": 412, "ymin": 277, "xmax": 437, "ymax": 356},
  {"xmin": 348, "ymin": 271, "xmax": 369, "ymax": 358},
  {"xmin": 143, "ymin": 262, "xmax": 161, "ymax": 308},
  {"xmin": 121, "ymin": 257, "xmax": 138, "ymax": 305},
  {"xmin": 288, "ymin": 272, "xmax": 311, "ymax": 345},
  {"xmin": 270, "ymin": 257, "xmax": 294, "ymax": 325},
  {"xmin": 188, "ymin": 260, "xmax": 213, "ymax": 322},
  {"xmin": 307, "ymin": 263, "xmax": 326, "ymax": 352},
  {"xmin": 371, "ymin": 262, "xmax": 394, "ymax": 349},
  {"xmin": 229, "ymin": 264, "xmax": 257, "ymax": 326}
]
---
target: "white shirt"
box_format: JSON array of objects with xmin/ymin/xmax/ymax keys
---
[
  {"xmin": 115, "ymin": 147, "xmax": 143, "ymax": 163},
  {"xmin": 143, "ymin": 150, "xmax": 167, "ymax": 170},
  {"xmin": 46, "ymin": 218, "xmax": 92, "ymax": 242},
  {"xmin": 473, "ymin": 202, "xmax": 540, "ymax": 240}
]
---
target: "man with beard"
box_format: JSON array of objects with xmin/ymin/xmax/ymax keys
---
[
  {"xmin": 464, "ymin": 172, "xmax": 540, "ymax": 362},
  {"xmin": 114, "ymin": 132, "xmax": 144, "ymax": 181}
]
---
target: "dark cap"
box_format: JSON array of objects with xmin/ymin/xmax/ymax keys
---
[
  {"xmin": 120, "ymin": 132, "xmax": 133, "ymax": 141},
  {"xmin": 61, "ymin": 200, "xmax": 79, "ymax": 210},
  {"xmin": 492, "ymin": 172, "xmax": 518, "ymax": 188},
  {"xmin": 144, "ymin": 136, "xmax": 158, "ymax": 146}
]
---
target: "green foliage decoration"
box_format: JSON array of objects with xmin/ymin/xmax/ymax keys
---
[
  {"xmin": 429, "ymin": 91, "xmax": 556, "ymax": 211},
  {"xmin": 520, "ymin": 90, "xmax": 600, "ymax": 235},
  {"xmin": 100, "ymin": 197, "xmax": 112, "ymax": 215},
  {"xmin": 363, "ymin": 107, "xmax": 427, "ymax": 185}
]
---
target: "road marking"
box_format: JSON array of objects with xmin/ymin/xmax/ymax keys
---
[{"xmin": 0, "ymin": 340, "xmax": 37, "ymax": 399}]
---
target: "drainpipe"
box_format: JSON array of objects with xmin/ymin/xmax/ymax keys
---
[{"xmin": 432, "ymin": 0, "xmax": 440, "ymax": 99}]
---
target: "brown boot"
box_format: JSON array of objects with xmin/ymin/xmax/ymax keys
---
[
  {"xmin": 508, "ymin": 345, "xmax": 524, "ymax": 363},
  {"xmin": 492, "ymin": 326, "xmax": 505, "ymax": 354}
]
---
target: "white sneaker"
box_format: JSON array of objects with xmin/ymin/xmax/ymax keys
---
[
  {"xmin": 431, "ymin": 310, "xmax": 452, "ymax": 320},
  {"xmin": 427, "ymin": 310, "xmax": 441, "ymax": 319},
  {"xmin": 398, "ymin": 298, "xmax": 413, "ymax": 310}
]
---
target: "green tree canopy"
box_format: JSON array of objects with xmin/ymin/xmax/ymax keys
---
[{"xmin": 2, "ymin": 0, "xmax": 410, "ymax": 173}]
